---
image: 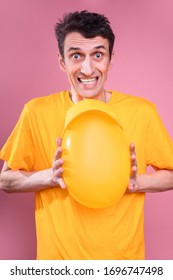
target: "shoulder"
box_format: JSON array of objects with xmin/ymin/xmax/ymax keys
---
[
  {"xmin": 110, "ymin": 90, "xmax": 156, "ymax": 112},
  {"xmin": 25, "ymin": 91, "xmax": 69, "ymax": 111},
  {"xmin": 21, "ymin": 91, "xmax": 71, "ymax": 120}
]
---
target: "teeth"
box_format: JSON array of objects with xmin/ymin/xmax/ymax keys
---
[{"xmin": 79, "ymin": 78, "xmax": 96, "ymax": 84}]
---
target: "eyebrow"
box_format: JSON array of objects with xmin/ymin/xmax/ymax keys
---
[{"xmin": 67, "ymin": 45, "xmax": 107, "ymax": 53}]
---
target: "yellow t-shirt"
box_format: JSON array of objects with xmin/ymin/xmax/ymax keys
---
[{"xmin": 1, "ymin": 90, "xmax": 173, "ymax": 259}]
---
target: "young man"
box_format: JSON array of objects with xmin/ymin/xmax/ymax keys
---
[{"xmin": 0, "ymin": 11, "xmax": 173, "ymax": 259}]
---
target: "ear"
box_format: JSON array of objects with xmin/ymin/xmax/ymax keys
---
[{"xmin": 57, "ymin": 52, "xmax": 66, "ymax": 72}]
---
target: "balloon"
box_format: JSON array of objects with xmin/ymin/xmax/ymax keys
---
[{"xmin": 62, "ymin": 99, "xmax": 130, "ymax": 208}]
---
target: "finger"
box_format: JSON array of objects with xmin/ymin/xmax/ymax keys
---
[
  {"xmin": 53, "ymin": 167, "xmax": 64, "ymax": 178},
  {"xmin": 51, "ymin": 138, "xmax": 66, "ymax": 189},
  {"xmin": 56, "ymin": 137, "xmax": 62, "ymax": 147},
  {"xmin": 129, "ymin": 143, "xmax": 137, "ymax": 168},
  {"xmin": 52, "ymin": 165, "xmax": 66, "ymax": 189},
  {"xmin": 130, "ymin": 164, "xmax": 137, "ymax": 182},
  {"xmin": 54, "ymin": 146, "xmax": 62, "ymax": 160},
  {"xmin": 130, "ymin": 165, "xmax": 138, "ymax": 179},
  {"xmin": 127, "ymin": 181, "xmax": 135, "ymax": 191},
  {"xmin": 130, "ymin": 143, "xmax": 136, "ymax": 157},
  {"xmin": 131, "ymin": 154, "xmax": 137, "ymax": 168},
  {"xmin": 129, "ymin": 142, "xmax": 135, "ymax": 152},
  {"xmin": 128, "ymin": 167, "xmax": 137, "ymax": 191},
  {"xmin": 52, "ymin": 177, "xmax": 66, "ymax": 189},
  {"xmin": 58, "ymin": 178, "xmax": 66, "ymax": 189},
  {"xmin": 130, "ymin": 143, "xmax": 136, "ymax": 161},
  {"xmin": 128, "ymin": 143, "xmax": 138, "ymax": 192},
  {"xmin": 54, "ymin": 137, "xmax": 63, "ymax": 160},
  {"xmin": 52, "ymin": 158, "xmax": 64, "ymax": 171}
]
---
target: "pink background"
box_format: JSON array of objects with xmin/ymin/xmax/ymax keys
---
[{"xmin": 0, "ymin": 0, "xmax": 173, "ymax": 259}]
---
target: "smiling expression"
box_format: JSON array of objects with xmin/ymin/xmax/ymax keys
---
[{"xmin": 58, "ymin": 32, "xmax": 114, "ymax": 103}]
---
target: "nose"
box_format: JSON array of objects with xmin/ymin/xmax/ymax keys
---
[{"xmin": 80, "ymin": 56, "xmax": 94, "ymax": 76}]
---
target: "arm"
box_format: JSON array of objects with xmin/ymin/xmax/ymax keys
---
[
  {"xmin": 0, "ymin": 138, "xmax": 66, "ymax": 193},
  {"xmin": 127, "ymin": 143, "xmax": 173, "ymax": 193}
]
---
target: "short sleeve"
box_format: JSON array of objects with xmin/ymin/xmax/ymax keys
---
[
  {"xmin": 145, "ymin": 104, "xmax": 173, "ymax": 170},
  {"xmin": 0, "ymin": 105, "xmax": 35, "ymax": 171}
]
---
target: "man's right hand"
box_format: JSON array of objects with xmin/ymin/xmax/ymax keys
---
[
  {"xmin": 0, "ymin": 137, "xmax": 66, "ymax": 193},
  {"xmin": 51, "ymin": 137, "xmax": 66, "ymax": 189}
]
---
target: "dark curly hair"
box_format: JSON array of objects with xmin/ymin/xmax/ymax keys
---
[{"xmin": 55, "ymin": 10, "xmax": 115, "ymax": 59}]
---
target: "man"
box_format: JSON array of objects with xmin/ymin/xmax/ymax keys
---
[{"xmin": 0, "ymin": 10, "xmax": 173, "ymax": 259}]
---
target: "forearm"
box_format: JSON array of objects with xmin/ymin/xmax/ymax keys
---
[
  {"xmin": 135, "ymin": 169, "xmax": 173, "ymax": 193},
  {"xmin": 0, "ymin": 168, "xmax": 57, "ymax": 193}
]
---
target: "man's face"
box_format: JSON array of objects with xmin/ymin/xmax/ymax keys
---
[{"xmin": 58, "ymin": 32, "xmax": 113, "ymax": 102}]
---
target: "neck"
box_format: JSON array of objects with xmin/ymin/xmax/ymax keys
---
[{"xmin": 69, "ymin": 90, "xmax": 107, "ymax": 104}]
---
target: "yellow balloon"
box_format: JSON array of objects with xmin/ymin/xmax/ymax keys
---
[{"xmin": 62, "ymin": 99, "xmax": 130, "ymax": 208}]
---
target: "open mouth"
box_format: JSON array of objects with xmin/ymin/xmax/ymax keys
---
[{"xmin": 78, "ymin": 77, "xmax": 98, "ymax": 85}]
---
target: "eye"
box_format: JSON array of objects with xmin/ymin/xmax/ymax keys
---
[
  {"xmin": 72, "ymin": 53, "xmax": 81, "ymax": 59},
  {"xmin": 94, "ymin": 52, "xmax": 103, "ymax": 59}
]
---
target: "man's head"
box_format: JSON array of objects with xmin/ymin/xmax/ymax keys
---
[
  {"xmin": 54, "ymin": 11, "xmax": 115, "ymax": 102},
  {"xmin": 55, "ymin": 10, "xmax": 115, "ymax": 60}
]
